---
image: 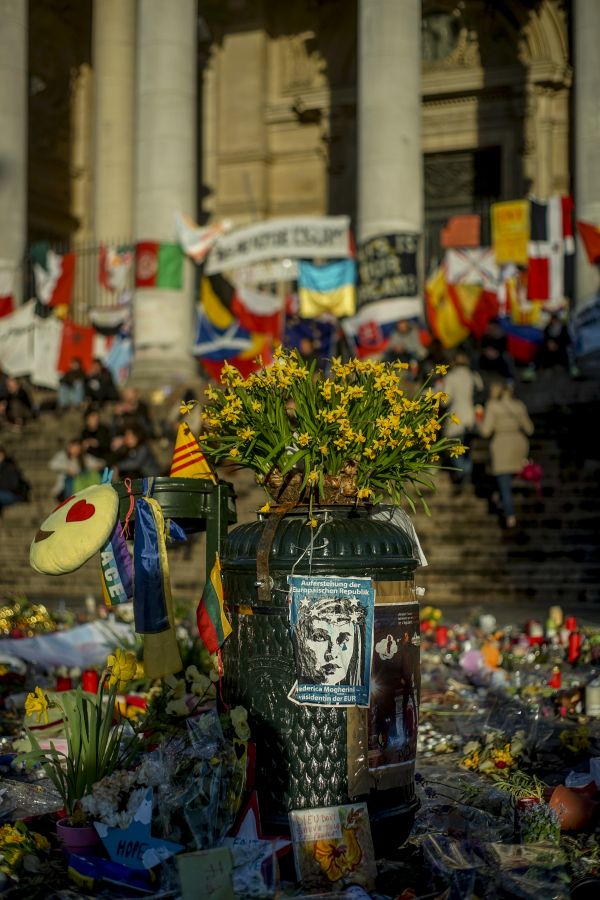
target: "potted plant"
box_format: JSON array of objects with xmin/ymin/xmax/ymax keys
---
[
  {"xmin": 196, "ymin": 348, "xmax": 465, "ymax": 514},
  {"xmin": 17, "ymin": 648, "xmax": 140, "ymax": 855}
]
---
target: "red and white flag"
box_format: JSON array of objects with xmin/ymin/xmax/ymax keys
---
[
  {"xmin": 527, "ymin": 196, "xmax": 574, "ymax": 307},
  {"xmin": 33, "ymin": 248, "xmax": 76, "ymax": 307},
  {"xmin": 445, "ymin": 248, "xmax": 499, "ymax": 291},
  {"xmin": 231, "ymin": 284, "xmax": 284, "ymax": 339}
]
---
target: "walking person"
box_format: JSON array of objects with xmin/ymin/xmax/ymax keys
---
[
  {"xmin": 441, "ymin": 349, "xmax": 484, "ymax": 492},
  {"xmin": 479, "ymin": 381, "xmax": 534, "ymax": 529}
]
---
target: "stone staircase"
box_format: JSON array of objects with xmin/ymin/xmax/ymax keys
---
[{"xmin": 1, "ymin": 372, "xmax": 599, "ymax": 613}]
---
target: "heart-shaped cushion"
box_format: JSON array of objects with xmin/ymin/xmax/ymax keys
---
[{"xmin": 30, "ymin": 483, "xmax": 119, "ymax": 576}]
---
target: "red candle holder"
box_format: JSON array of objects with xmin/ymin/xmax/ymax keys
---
[
  {"xmin": 568, "ymin": 632, "xmax": 582, "ymax": 665},
  {"xmin": 81, "ymin": 669, "xmax": 100, "ymax": 693},
  {"xmin": 55, "ymin": 676, "xmax": 72, "ymax": 692},
  {"xmin": 435, "ymin": 625, "xmax": 449, "ymax": 648},
  {"xmin": 565, "ymin": 616, "xmax": 577, "ymax": 632}
]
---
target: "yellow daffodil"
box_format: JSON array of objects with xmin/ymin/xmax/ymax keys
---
[
  {"xmin": 297, "ymin": 433, "xmax": 311, "ymax": 447},
  {"xmin": 259, "ymin": 502, "xmax": 271, "ymax": 513},
  {"xmin": 450, "ymin": 413, "xmax": 461, "ymax": 426},
  {"xmin": 239, "ymin": 427, "xmax": 256, "ymax": 441},
  {"xmin": 179, "ymin": 400, "xmax": 197, "ymax": 415},
  {"xmin": 251, "ymin": 400, "xmax": 262, "ymax": 412},
  {"xmin": 435, "ymin": 364, "xmax": 449, "ymax": 375},
  {"xmin": 229, "ymin": 447, "xmax": 240, "ymax": 458},
  {"xmin": 107, "ymin": 648, "xmax": 138, "ymax": 691},
  {"xmin": 449, "ymin": 444, "xmax": 467, "ymax": 458},
  {"xmin": 357, "ymin": 487, "xmax": 372, "ymax": 499},
  {"xmin": 307, "ymin": 470, "xmax": 319, "ymax": 484},
  {"xmin": 308, "ymin": 517, "xmax": 318, "ymax": 528},
  {"xmin": 24, "ymin": 687, "xmax": 49, "ymax": 724}
]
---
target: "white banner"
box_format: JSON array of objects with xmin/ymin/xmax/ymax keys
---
[
  {"xmin": 32, "ymin": 316, "xmax": 63, "ymax": 389},
  {"xmin": 0, "ymin": 621, "xmax": 134, "ymax": 669},
  {"xmin": 0, "ymin": 300, "xmax": 35, "ymax": 376},
  {"xmin": 205, "ymin": 216, "xmax": 351, "ymax": 274}
]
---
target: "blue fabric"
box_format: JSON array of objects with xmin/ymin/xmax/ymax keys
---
[
  {"xmin": 297, "ymin": 258, "xmax": 356, "ymax": 292},
  {"xmin": 496, "ymin": 473, "xmax": 515, "ymax": 518},
  {"xmin": 133, "ymin": 497, "xmax": 169, "ymax": 634}
]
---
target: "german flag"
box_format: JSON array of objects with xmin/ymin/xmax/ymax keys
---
[{"xmin": 170, "ymin": 422, "xmax": 216, "ymax": 481}]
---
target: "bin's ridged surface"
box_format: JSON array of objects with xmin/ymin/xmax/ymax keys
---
[{"xmin": 222, "ymin": 506, "xmax": 421, "ymax": 834}]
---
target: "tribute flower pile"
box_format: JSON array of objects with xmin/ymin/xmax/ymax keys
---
[{"xmin": 196, "ymin": 348, "xmax": 465, "ymax": 513}]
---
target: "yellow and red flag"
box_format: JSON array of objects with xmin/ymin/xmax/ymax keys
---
[{"xmin": 170, "ymin": 422, "xmax": 216, "ymax": 481}]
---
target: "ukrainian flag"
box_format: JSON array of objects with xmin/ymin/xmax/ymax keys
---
[{"xmin": 298, "ymin": 258, "xmax": 356, "ymax": 319}]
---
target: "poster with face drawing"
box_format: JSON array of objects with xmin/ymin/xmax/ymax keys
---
[{"xmin": 287, "ymin": 575, "xmax": 374, "ymax": 707}]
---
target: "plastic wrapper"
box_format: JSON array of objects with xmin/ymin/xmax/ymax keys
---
[
  {"xmin": 156, "ymin": 710, "xmax": 247, "ymax": 852},
  {"xmin": 0, "ymin": 776, "xmax": 61, "ymax": 821}
]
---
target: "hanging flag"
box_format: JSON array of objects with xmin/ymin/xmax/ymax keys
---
[
  {"xmin": 445, "ymin": 248, "xmax": 499, "ymax": 291},
  {"xmin": 176, "ymin": 213, "xmax": 232, "ymax": 263},
  {"xmin": 135, "ymin": 242, "xmax": 184, "ymax": 289},
  {"xmin": 231, "ymin": 284, "xmax": 284, "ymax": 339},
  {"xmin": 170, "ymin": 422, "xmax": 217, "ymax": 481},
  {"xmin": 491, "ymin": 200, "xmax": 530, "ymax": 265},
  {"xmin": 32, "ymin": 315, "xmax": 63, "ymax": 389},
  {"xmin": 576, "ymin": 220, "xmax": 600, "ymax": 265},
  {"xmin": 193, "ymin": 278, "xmax": 254, "ymax": 360},
  {"xmin": 200, "ymin": 337, "xmax": 272, "ymax": 382},
  {"xmin": 498, "ymin": 268, "xmax": 544, "ymax": 327},
  {"xmin": 105, "ymin": 334, "xmax": 133, "ymax": 386},
  {"xmin": 196, "ymin": 554, "xmax": 231, "ymax": 654},
  {"xmin": 98, "ymin": 245, "xmax": 134, "ymax": 292},
  {"xmin": 424, "ymin": 266, "xmax": 470, "ymax": 349},
  {"xmin": 0, "ymin": 301, "xmax": 36, "ymax": 377},
  {"xmin": 285, "ymin": 316, "xmax": 337, "ymax": 359},
  {"xmin": 89, "ymin": 305, "xmax": 131, "ymax": 336},
  {"xmin": 0, "ymin": 267, "xmax": 14, "ymax": 318},
  {"xmin": 527, "ymin": 196, "xmax": 574, "ymax": 306},
  {"xmin": 57, "ymin": 319, "xmax": 95, "ymax": 373},
  {"xmin": 441, "ymin": 215, "xmax": 481, "ymax": 249},
  {"xmin": 499, "ymin": 318, "xmax": 544, "ymax": 364},
  {"xmin": 100, "ymin": 521, "xmax": 133, "ymax": 607},
  {"xmin": 32, "ymin": 243, "xmax": 76, "ymax": 307},
  {"xmin": 133, "ymin": 489, "xmax": 182, "ymax": 679},
  {"xmin": 298, "ymin": 258, "xmax": 357, "ymax": 318}
]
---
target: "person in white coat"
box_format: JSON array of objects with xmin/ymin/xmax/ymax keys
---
[
  {"xmin": 479, "ymin": 381, "xmax": 534, "ymax": 528},
  {"xmin": 441, "ymin": 350, "xmax": 484, "ymax": 491}
]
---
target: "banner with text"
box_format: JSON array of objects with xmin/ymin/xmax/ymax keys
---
[
  {"xmin": 205, "ymin": 216, "xmax": 351, "ymax": 274},
  {"xmin": 356, "ymin": 233, "xmax": 421, "ymax": 322}
]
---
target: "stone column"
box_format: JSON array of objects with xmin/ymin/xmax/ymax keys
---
[
  {"xmin": 133, "ymin": 0, "xmax": 197, "ymax": 384},
  {"xmin": 357, "ymin": 0, "xmax": 422, "ymax": 242},
  {"xmin": 575, "ymin": 0, "xmax": 600, "ymax": 306},
  {"xmin": 0, "ymin": 0, "xmax": 27, "ymax": 305},
  {"xmin": 92, "ymin": 0, "xmax": 136, "ymax": 241}
]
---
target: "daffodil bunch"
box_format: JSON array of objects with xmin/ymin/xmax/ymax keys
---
[
  {"xmin": 195, "ymin": 347, "xmax": 465, "ymax": 512},
  {"xmin": 0, "ymin": 822, "xmax": 50, "ymax": 881},
  {"xmin": 17, "ymin": 649, "xmax": 140, "ymax": 819}
]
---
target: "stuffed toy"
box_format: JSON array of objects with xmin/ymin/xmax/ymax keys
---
[{"xmin": 30, "ymin": 483, "xmax": 120, "ymax": 575}]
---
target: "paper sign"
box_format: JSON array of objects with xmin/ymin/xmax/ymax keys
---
[
  {"xmin": 177, "ymin": 847, "xmax": 235, "ymax": 900},
  {"xmin": 288, "ymin": 576, "xmax": 375, "ymax": 707}
]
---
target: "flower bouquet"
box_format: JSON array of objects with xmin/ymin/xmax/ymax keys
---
[
  {"xmin": 16, "ymin": 649, "xmax": 140, "ymax": 821},
  {"xmin": 460, "ymin": 729, "xmax": 527, "ymax": 779},
  {"xmin": 196, "ymin": 348, "xmax": 465, "ymax": 515}
]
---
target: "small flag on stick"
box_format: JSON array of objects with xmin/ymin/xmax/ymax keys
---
[
  {"xmin": 170, "ymin": 422, "xmax": 217, "ymax": 481},
  {"xmin": 197, "ymin": 554, "xmax": 232, "ymax": 654}
]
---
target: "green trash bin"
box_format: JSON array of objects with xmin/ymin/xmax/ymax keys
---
[{"xmin": 222, "ymin": 504, "xmax": 422, "ymax": 852}]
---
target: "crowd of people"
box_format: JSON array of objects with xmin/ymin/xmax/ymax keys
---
[{"xmin": 0, "ymin": 310, "xmax": 578, "ymax": 524}]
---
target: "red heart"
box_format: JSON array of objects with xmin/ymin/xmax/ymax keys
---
[{"xmin": 66, "ymin": 499, "xmax": 96, "ymax": 522}]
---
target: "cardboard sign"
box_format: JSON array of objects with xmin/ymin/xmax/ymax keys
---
[
  {"xmin": 95, "ymin": 788, "xmax": 183, "ymax": 870},
  {"xmin": 177, "ymin": 847, "xmax": 235, "ymax": 900}
]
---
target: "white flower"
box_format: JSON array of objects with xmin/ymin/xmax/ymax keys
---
[
  {"xmin": 166, "ymin": 698, "xmax": 190, "ymax": 717},
  {"xmin": 230, "ymin": 705, "xmax": 251, "ymax": 741}
]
